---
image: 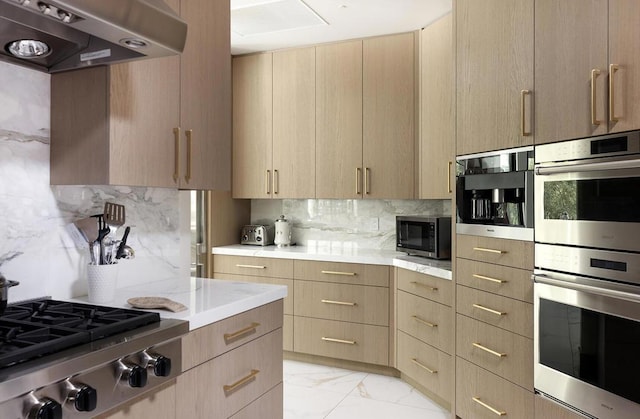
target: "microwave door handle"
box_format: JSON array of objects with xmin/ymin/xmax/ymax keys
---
[
  {"xmin": 535, "ymin": 158, "xmax": 640, "ymax": 176},
  {"xmin": 533, "ymin": 273, "xmax": 640, "ymax": 304}
]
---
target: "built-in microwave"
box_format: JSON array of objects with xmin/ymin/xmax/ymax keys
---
[{"xmin": 396, "ymin": 216, "xmax": 451, "ymax": 260}]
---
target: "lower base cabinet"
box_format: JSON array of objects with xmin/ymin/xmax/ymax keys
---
[{"xmin": 230, "ymin": 383, "xmax": 284, "ymax": 419}]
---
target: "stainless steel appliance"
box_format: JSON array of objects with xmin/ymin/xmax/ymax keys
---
[
  {"xmin": 0, "ymin": 0, "xmax": 187, "ymax": 73},
  {"xmin": 396, "ymin": 216, "xmax": 451, "ymax": 260},
  {"xmin": 535, "ymin": 130, "xmax": 640, "ymax": 252},
  {"xmin": 241, "ymin": 225, "xmax": 274, "ymax": 246},
  {"xmin": 456, "ymin": 146, "xmax": 534, "ymax": 240},
  {"xmin": 534, "ymin": 131, "xmax": 640, "ymax": 418},
  {"xmin": 0, "ymin": 298, "xmax": 187, "ymax": 418}
]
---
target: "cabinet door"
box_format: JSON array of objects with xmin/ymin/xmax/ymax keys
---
[
  {"xmin": 609, "ymin": 0, "xmax": 640, "ymax": 134},
  {"xmin": 316, "ymin": 40, "xmax": 363, "ymax": 199},
  {"xmin": 232, "ymin": 53, "xmax": 273, "ymax": 198},
  {"xmin": 272, "ymin": 47, "xmax": 316, "ymax": 198},
  {"xmin": 420, "ymin": 14, "xmax": 454, "ymax": 199},
  {"xmin": 457, "ymin": 0, "xmax": 534, "ymax": 154},
  {"xmin": 363, "ymin": 32, "xmax": 416, "ymax": 199},
  {"xmin": 180, "ymin": 0, "xmax": 231, "ymax": 190},
  {"xmin": 535, "ymin": 0, "xmax": 608, "ymax": 144}
]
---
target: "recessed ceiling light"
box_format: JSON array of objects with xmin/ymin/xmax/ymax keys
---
[{"xmin": 232, "ymin": 0, "xmax": 328, "ymax": 37}]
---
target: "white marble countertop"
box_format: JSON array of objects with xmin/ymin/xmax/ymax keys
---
[
  {"xmin": 73, "ymin": 278, "xmax": 288, "ymax": 331},
  {"xmin": 212, "ymin": 244, "xmax": 452, "ymax": 280}
]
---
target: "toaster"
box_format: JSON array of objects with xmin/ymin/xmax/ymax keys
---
[{"xmin": 241, "ymin": 225, "xmax": 274, "ymax": 246}]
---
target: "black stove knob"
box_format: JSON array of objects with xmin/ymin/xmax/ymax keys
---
[
  {"xmin": 118, "ymin": 360, "xmax": 148, "ymax": 388},
  {"xmin": 142, "ymin": 350, "xmax": 172, "ymax": 377},
  {"xmin": 67, "ymin": 383, "xmax": 97, "ymax": 412},
  {"xmin": 28, "ymin": 398, "xmax": 62, "ymax": 419}
]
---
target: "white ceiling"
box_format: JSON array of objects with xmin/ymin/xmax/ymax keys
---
[{"xmin": 230, "ymin": 0, "xmax": 453, "ymax": 55}]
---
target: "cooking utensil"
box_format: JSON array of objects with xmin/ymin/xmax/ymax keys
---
[
  {"xmin": 119, "ymin": 245, "xmax": 135, "ymax": 260},
  {"xmin": 96, "ymin": 227, "xmax": 110, "ymax": 265},
  {"xmin": 104, "ymin": 202, "xmax": 125, "ymax": 239},
  {"xmin": 0, "ymin": 275, "xmax": 19, "ymax": 315},
  {"xmin": 116, "ymin": 226, "xmax": 131, "ymax": 259},
  {"xmin": 127, "ymin": 297, "xmax": 187, "ymax": 312}
]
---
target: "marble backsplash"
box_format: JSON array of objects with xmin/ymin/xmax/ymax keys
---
[
  {"xmin": 252, "ymin": 199, "xmax": 452, "ymax": 251},
  {"xmin": 0, "ymin": 61, "xmax": 186, "ymax": 302}
]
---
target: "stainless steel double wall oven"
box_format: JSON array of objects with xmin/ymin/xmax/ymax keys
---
[{"xmin": 534, "ymin": 130, "xmax": 640, "ymax": 419}]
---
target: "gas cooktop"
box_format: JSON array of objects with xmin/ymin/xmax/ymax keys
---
[{"xmin": 0, "ymin": 299, "xmax": 160, "ymax": 368}]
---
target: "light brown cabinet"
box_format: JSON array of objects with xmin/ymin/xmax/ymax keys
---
[
  {"xmin": 420, "ymin": 13, "xmax": 455, "ymax": 199},
  {"xmin": 51, "ymin": 0, "xmax": 230, "ymax": 190},
  {"xmin": 535, "ymin": 0, "xmax": 640, "ymax": 144},
  {"xmin": 96, "ymin": 382, "xmax": 177, "ymax": 419},
  {"xmin": 456, "ymin": 0, "xmax": 534, "ymax": 154}
]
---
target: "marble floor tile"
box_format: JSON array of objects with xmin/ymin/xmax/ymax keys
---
[
  {"xmin": 284, "ymin": 383, "xmax": 346, "ymax": 419},
  {"xmin": 283, "ymin": 360, "xmax": 368, "ymax": 395},
  {"xmin": 325, "ymin": 395, "xmax": 449, "ymax": 419}
]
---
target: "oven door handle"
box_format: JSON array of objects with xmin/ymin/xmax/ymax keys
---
[
  {"xmin": 535, "ymin": 158, "xmax": 640, "ymax": 176},
  {"xmin": 533, "ymin": 274, "xmax": 640, "ymax": 303}
]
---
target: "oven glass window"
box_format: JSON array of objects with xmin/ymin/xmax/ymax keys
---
[
  {"xmin": 539, "ymin": 298, "xmax": 640, "ymax": 404},
  {"xmin": 542, "ymin": 177, "xmax": 640, "ymax": 222}
]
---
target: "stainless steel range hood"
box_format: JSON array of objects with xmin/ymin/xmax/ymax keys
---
[{"xmin": 0, "ymin": 0, "xmax": 187, "ymax": 73}]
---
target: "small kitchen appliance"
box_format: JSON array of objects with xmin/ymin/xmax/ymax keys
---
[
  {"xmin": 396, "ymin": 216, "xmax": 451, "ymax": 260},
  {"xmin": 241, "ymin": 225, "xmax": 274, "ymax": 246},
  {"xmin": 274, "ymin": 215, "xmax": 293, "ymax": 247}
]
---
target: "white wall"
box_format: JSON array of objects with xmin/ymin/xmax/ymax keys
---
[{"xmin": 0, "ymin": 61, "xmax": 187, "ymax": 302}]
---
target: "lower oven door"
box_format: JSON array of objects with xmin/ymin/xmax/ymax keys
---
[
  {"xmin": 534, "ymin": 156, "xmax": 640, "ymax": 252},
  {"xmin": 534, "ymin": 273, "xmax": 640, "ymax": 419}
]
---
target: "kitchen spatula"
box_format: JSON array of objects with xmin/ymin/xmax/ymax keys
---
[{"xmin": 104, "ymin": 202, "xmax": 125, "ymax": 239}]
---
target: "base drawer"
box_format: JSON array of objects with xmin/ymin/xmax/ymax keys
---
[
  {"xmin": 397, "ymin": 331, "xmax": 452, "ymax": 403},
  {"xmin": 293, "ymin": 317, "xmax": 388, "ymax": 366},
  {"xmin": 397, "ymin": 290, "xmax": 453, "ymax": 353},
  {"xmin": 456, "ymin": 234, "xmax": 534, "ymax": 270},
  {"xmin": 396, "ymin": 268, "xmax": 452, "ymax": 306},
  {"xmin": 229, "ymin": 383, "xmax": 283, "ymax": 419},
  {"xmin": 456, "ymin": 357, "xmax": 533, "ymax": 419}
]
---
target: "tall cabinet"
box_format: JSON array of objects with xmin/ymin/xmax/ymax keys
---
[
  {"xmin": 51, "ymin": 0, "xmax": 230, "ymax": 190},
  {"xmin": 535, "ymin": 0, "xmax": 640, "ymax": 144},
  {"xmin": 456, "ymin": 0, "xmax": 534, "ymax": 154}
]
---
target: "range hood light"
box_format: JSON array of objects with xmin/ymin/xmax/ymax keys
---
[
  {"xmin": 6, "ymin": 39, "xmax": 51, "ymax": 58},
  {"xmin": 121, "ymin": 38, "xmax": 148, "ymax": 49}
]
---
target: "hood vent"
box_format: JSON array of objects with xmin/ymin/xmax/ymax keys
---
[{"xmin": 0, "ymin": 0, "xmax": 187, "ymax": 73}]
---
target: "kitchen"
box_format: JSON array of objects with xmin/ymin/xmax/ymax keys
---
[{"xmin": 1, "ymin": 0, "xmax": 640, "ymax": 419}]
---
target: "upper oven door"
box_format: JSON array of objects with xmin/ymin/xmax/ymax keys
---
[{"xmin": 534, "ymin": 155, "xmax": 640, "ymax": 252}]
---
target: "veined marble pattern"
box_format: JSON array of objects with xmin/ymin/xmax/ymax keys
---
[
  {"xmin": 284, "ymin": 360, "xmax": 450, "ymax": 419},
  {"xmin": 0, "ymin": 61, "xmax": 185, "ymax": 302},
  {"xmin": 252, "ymin": 199, "xmax": 452, "ymax": 251}
]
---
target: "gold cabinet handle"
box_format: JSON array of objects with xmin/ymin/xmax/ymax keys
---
[
  {"xmin": 473, "ymin": 247, "xmax": 506, "ymax": 255},
  {"xmin": 520, "ymin": 90, "xmax": 531, "ymax": 136},
  {"xmin": 321, "ymin": 270, "xmax": 357, "ymax": 276},
  {"xmin": 472, "ymin": 397, "xmax": 507, "ymax": 416},
  {"xmin": 473, "ymin": 342, "xmax": 507, "ymax": 358},
  {"xmin": 410, "ymin": 281, "xmax": 438, "ymax": 292},
  {"xmin": 447, "ymin": 161, "xmax": 453, "ymax": 193},
  {"xmin": 591, "ymin": 69, "xmax": 601, "ymax": 125},
  {"xmin": 173, "ymin": 127, "xmax": 180, "ymax": 183},
  {"xmin": 365, "ymin": 167, "xmax": 371, "ymax": 195},
  {"xmin": 609, "ymin": 63, "xmax": 620, "ymax": 122},
  {"xmin": 411, "ymin": 358, "xmax": 437, "ymax": 374},
  {"xmin": 356, "ymin": 167, "xmax": 362, "ymax": 195},
  {"xmin": 322, "ymin": 337, "xmax": 356, "ymax": 345},
  {"xmin": 473, "ymin": 303, "xmax": 507, "ymax": 316},
  {"xmin": 184, "ymin": 129, "xmax": 193, "ymax": 183},
  {"xmin": 223, "ymin": 369, "xmax": 260, "ymax": 393},
  {"xmin": 274, "ymin": 169, "xmax": 279, "ymax": 194},
  {"xmin": 265, "ymin": 170, "xmax": 271, "ymax": 195},
  {"xmin": 321, "ymin": 299, "xmax": 357, "ymax": 306},
  {"xmin": 224, "ymin": 322, "xmax": 260, "ymax": 341},
  {"xmin": 235, "ymin": 264, "xmax": 266, "ymax": 269},
  {"xmin": 473, "ymin": 274, "xmax": 507, "ymax": 284},
  {"xmin": 412, "ymin": 315, "xmax": 437, "ymax": 328}
]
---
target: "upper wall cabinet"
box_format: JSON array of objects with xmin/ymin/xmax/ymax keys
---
[
  {"xmin": 316, "ymin": 40, "xmax": 363, "ymax": 199},
  {"xmin": 51, "ymin": 0, "xmax": 231, "ymax": 190},
  {"xmin": 456, "ymin": 0, "xmax": 534, "ymax": 155},
  {"xmin": 535, "ymin": 0, "xmax": 640, "ymax": 144},
  {"xmin": 420, "ymin": 13, "xmax": 454, "ymax": 199},
  {"xmin": 363, "ymin": 32, "xmax": 416, "ymax": 199},
  {"xmin": 232, "ymin": 53, "xmax": 273, "ymax": 199}
]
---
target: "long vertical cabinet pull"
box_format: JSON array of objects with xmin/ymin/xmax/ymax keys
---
[
  {"xmin": 356, "ymin": 168, "xmax": 362, "ymax": 195},
  {"xmin": 447, "ymin": 161, "xmax": 453, "ymax": 193},
  {"xmin": 274, "ymin": 169, "xmax": 279, "ymax": 195},
  {"xmin": 185, "ymin": 129, "xmax": 193, "ymax": 184},
  {"xmin": 365, "ymin": 167, "xmax": 371, "ymax": 195},
  {"xmin": 173, "ymin": 127, "xmax": 180, "ymax": 183},
  {"xmin": 520, "ymin": 90, "xmax": 531, "ymax": 136},
  {"xmin": 609, "ymin": 64, "xmax": 620, "ymax": 122},
  {"xmin": 591, "ymin": 69, "xmax": 601, "ymax": 125},
  {"xmin": 265, "ymin": 170, "xmax": 271, "ymax": 195}
]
